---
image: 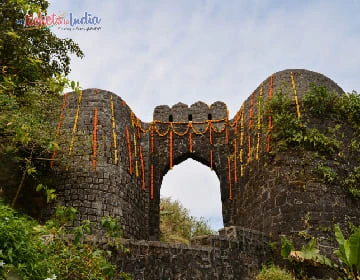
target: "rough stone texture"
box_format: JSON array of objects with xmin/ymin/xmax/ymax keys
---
[
  {"xmin": 113, "ymin": 227, "xmax": 270, "ymax": 280},
  {"xmin": 46, "ymin": 69, "xmax": 360, "ymax": 278}
]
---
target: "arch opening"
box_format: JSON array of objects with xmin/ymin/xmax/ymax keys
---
[{"xmin": 160, "ymin": 159, "xmax": 223, "ymax": 234}]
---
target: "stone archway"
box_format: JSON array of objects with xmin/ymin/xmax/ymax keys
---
[
  {"xmin": 160, "ymin": 158, "xmax": 223, "ymax": 230},
  {"xmin": 147, "ymin": 101, "xmax": 234, "ymax": 239}
]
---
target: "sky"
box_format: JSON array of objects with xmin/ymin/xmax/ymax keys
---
[{"xmin": 45, "ymin": 0, "xmax": 359, "ymax": 231}]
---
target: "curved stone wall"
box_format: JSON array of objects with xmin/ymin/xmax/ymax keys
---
[{"xmin": 49, "ymin": 69, "xmax": 360, "ymax": 245}]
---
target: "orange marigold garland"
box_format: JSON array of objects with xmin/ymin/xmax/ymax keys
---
[
  {"xmin": 92, "ymin": 108, "xmax": 98, "ymax": 171},
  {"xmin": 139, "ymin": 146, "xmax": 146, "ymax": 190},
  {"xmin": 189, "ymin": 123, "xmax": 193, "ymax": 153},
  {"xmin": 267, "ymin": 74, "xmax": 274, "ymax": 153},
  {"xmin": 225, "ymin": 126, "xmax": 229, "ymax": 144},
  {"xmin": 234, "ymin": 139, "xmax": 238, "ymax": 183},
  {"xmin": 208, "ymin": 121, "xmax": 213, "ymax": 144},
  {"xmin": 256, "ymin": 84, "xmax": 263, "ymax": 160},
  {"xmin": 151, "ymin": 124, "xmax": 155, "ymax": 153},
  {"xmin": 125, "ymin": 126, "xmax": 133, "ymax": 175},
  {"xmin": 228, "ymin": 156, "xmax": 233, "ymax": 200},
  {"xmin": 134, "ymin": 133, "xmax": 137, "ymax": 156},
  {"xmin": 169, "ymin": 129, "xmax": 173, "ymax": 169},
  {"xmin": 210, "ymin": 149, "xmax": 213, "ymax": 170},
  {"xmin": 50, "ymin": 92, "xmax": 68, "ymax": 168},
  {"xmin": 150, "ymin": 164, "xmax": 154, "ymax": 199},
  {"xmin": 239, "ymin": 103, "xmax": 245, "ymax": 176}
]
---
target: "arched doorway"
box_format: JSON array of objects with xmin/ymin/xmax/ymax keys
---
[{"xmin": 161, "ymin": 158, "xmax": 223, "ymax": 232}]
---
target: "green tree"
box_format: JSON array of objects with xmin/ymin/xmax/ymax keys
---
[
  {"xmin": 0, "ymin": 0, "xmax": 83, "ymax": 208},
  {"xmin": 160, "ymin": 197, "xmax": 216, "ymax": 244}
]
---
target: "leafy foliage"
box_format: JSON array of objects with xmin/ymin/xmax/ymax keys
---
[
  {"xmin": 343, "ymin": 166, "xmax": 360, "ymax": 198},
  {"xmin": 0, "ymin": 0, "xmax": 83, "ymax": 209},
  {"xmin": 160, "ymin": 197, "xmax": 216, "ymax": 244},
  {"xmin": 281, "ymin": 224, "xmax": 360, "ymax": 279},
  {"xmin": 334, "ymin": 224, "xmax": 360, "ymax": 279},
  {"xmin": 255, "ymin": 264, "xmax": 295, "ymax": 280},
  {"xmin": 0, "ymin": 200, "xmax": 131, "ymax": 280}
]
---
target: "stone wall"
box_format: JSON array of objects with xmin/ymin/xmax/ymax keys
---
[
  {"xmin": 113, "ymin": 227, "xmax": 271, "ymax": 280},
  {"xmin": 48, "ymin": 69, "xmax": 360, "ymax": 270}
]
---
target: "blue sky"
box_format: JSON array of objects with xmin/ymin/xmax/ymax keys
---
[{"xmin": 48, "ymin": 0, "xmax": 360, "ymax": 231}]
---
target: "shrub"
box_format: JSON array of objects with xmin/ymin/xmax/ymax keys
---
[{"xmin": 255, "ymin": 264, "xmax": 295, "ymax": 280}]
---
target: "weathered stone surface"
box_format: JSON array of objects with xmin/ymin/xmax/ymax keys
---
[{"xmin": 45, "ymin": 69, "xmax": 360, "ymax": 278}]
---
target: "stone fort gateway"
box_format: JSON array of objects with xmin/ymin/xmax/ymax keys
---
[{"xmin": 47, "ymin": 69, "xmax": 360, "ymax": 279}]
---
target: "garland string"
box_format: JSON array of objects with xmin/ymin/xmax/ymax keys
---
[
  {"xmin": 151, "ymin": 124, "xmax": 155, "ymax": 153},
  {"xmin": 209, "ymin": 121, "xmax": 213, "ymax": 144},
  {"xmin": 225, "ymin": 126, "xmax": 229, "ymax": 144},
  {"xmin": 256, "ymin": 84, "xmax": 263, "ymax": 160},
  {"xmin": 139, "ymin": 146, "xmax": 146, "ymax": 190},
  {"xmin": 189, "ymin": 123, "xmax": 193, "ymax": 153},
  {"xmin": 169, "ymin": 128, "xmax": 173, "ymax": 169},
  {"xmin": 267, "ymin": 74, "xmax": 273, "ymax": 153},
  {"xmin": 135, "ymin": 161, "xmax": 139, "ymax": 177},
  {"xmin": 125, "ymin": 126, "xmax": 133, "ymax": 175},
  {"xmin": 150, "ymin": 164, "xmax": 154, "ymax": 199},
  {"xmin": 228, "ymin": 156, "xmax": 233, "ymax": 200},
  {"xmin": 247, "ymin": 135, "xmax": 251, "ymax": 164},
  {"xmin": 234, "ymin": 139, "xmax": 238, "ymax": 183},
  {"xmin": 110, "ymin": 95, "xmax": 118, "ymax": 165},
  {"xmin": 290, "ymin": 71, "xmax": 301, "ymax": 119},
  {"xmin": 92, "ymin": 108, "xmax": 98, "ymax": 170}
]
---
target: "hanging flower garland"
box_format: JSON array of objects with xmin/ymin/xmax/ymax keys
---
[
  {"xmin": 151, "ymin": 124, "xmax": 155, "ymax": 153},
  {"xmin": 240, "ymin": 149, "xmax": 244, "ymax": 177},
  {"xmin": 139, "ymin": 146, "xmax": 146, "ymax": 190},
  {"xmin": 135, "ymin": 161, "xmax": 139, "ymax": 177},
  {"xmin": 188, "ymin": 123, "xmax": 193, "ymax": 152},
  {"xmin": 50, "ymin": 92, "xmax": 68, "ymax": 168},
  {"xmin": 239, "ymin": 103, "xmax": 245, "ymax": 176},
  {"xmin": 66, "ymin": 90, "xmax": 83, "ymax": 171},
  {"xmin": 208, "ymin": 121, "xmax": 213, "ymax": 144},
  {"xmin": 110, "ymin": 95, "xmax": 118, "ymax": 165},
  {"xmin": 125, "ymin": 126, "xmax": 133, "ymax": 175},
  {"xmin": 290, "ymin": 71, "xmax": 301, "ymax": 119},
  {"xmin": 267, "ymin": 75, "xmax": 273, "ymax": 153},
  {"xmin": 247, "ymin": 135, "xmax": 251, "ymax": 164},
  {"xmin": 92, "ymin": 108, "xmax": 98, "ymax": 171},
  {"xmin": 150, "ymin": 164, "xmax": 154, "ymax": 199},
  {"xmin": 210, "ymin": 149, "xmax": 213, "ymax": 170},
  {"xmin": 249, "ymin": 92, "xmax": 255, "ymax": 129},
  {"xmin": 169, "ymin": 127, "xmax": 173, "ymax": 169},
  {"xmin": 225, "ymin": 125, "xmax": 229, "ymax": 144},
  {"xmin": 134, "ymin": 133, "xmax": 137, "ymax": 156},
  {"xmin": 234, "ymin": 139, "xmax": 238, "ymax": 183},
  {"xmin": 227, "ymin": 156, "xmax": 233, "ymax": 200},
  {"xmin": 256, "ymin": 84, "xmax": 263, "ymax": 160}
]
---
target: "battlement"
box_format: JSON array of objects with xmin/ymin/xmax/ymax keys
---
[{"xmin": 153, "ymin": 101, "xmax": 228, "ymax": 123}]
